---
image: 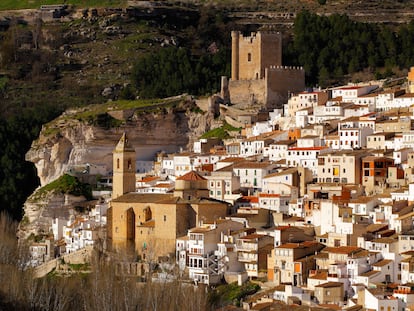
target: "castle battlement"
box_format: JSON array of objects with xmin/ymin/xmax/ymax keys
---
[
  {"xmin": 238, "ymin": 31, "xmax": 282, "ymax": 41},
  {"xmin": 268, "ymin": 65, "xmax": 304, "ymax": 71},
  {"xmin": 242, "ymin": 32, "xmax": 256, "ymax": 39}
]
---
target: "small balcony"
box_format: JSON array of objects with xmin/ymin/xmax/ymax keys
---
[
  {"xmin": 236, "ymin": 243, "xmax": 257, "ymax": 253},
  {"xmin": 238, "ymin": 253, "xmax": 258, "ymax": 263}
]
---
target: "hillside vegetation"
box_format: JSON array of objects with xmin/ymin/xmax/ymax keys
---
[
  {"xmin": 285, "ymin": 11, "xmax": 414, "ymax": 86},
  {"xmin": 30, "ymin": 174, "xmax": 92, "ymax": 202}
]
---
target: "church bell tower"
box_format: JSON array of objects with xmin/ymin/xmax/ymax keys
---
[{"xmin": 112, "ymin": 133, "xmax": 136, "ymax": 199}]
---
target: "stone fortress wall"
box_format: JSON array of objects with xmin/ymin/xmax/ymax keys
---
[
  {"xmin": 265, "ymin": 65, "xmax": 305, "ymax": 108},
  {"xmin": 227, "ymin": 30, "xmax": 305, "ymax": 109}
]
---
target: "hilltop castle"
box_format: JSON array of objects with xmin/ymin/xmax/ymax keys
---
[{"xmin": 223, "ymin": 31, "xmax": 305, "ymax": 109}]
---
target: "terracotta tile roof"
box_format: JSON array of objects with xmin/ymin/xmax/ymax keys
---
[
  {"xmin": 359, "ymin": 93, "xmax": 377, "ymax": 98},
  {"xmin": 240, "ymin": 196, "xmax": 259, "ymax": 204},
  {"xmin": 362, "ymin": 155, "xmax": 394, "ymax": 162},
  {"xmin": 372, "ymin": 259, "xmax": 393, "ymax": 267},
  {"xmin": 176, "ymin": 171, "xmax": 206, "ymax": 181},
  {"xmin": 349, "ymin": 196, "xmax": 377, "ymax": 204},
  {"xmin": 239, "ymin": 233, "xmax": 265, "ymax": 240},
  {"xmin": 277, "ymin": 241, "xmax": 319, "ymax": 249},
  {"xmin": 309, "ymin": 271, "xmax": 328, "ymax": 280},
  {"xmin": 264, "ymin": 167, "xmax": 298, "ymax": 178},
  {"xmin": 319, "ymin": 304, "xmax": 342, "ymax": 310},
  {"xmin": 396, "ymin": 211, "xmax": 414, "ymax": 220},
  {"xmin": 360, "ymin": 270, "xmax": 380, "ymax": 277},
  {"xmin": 111, "ymin": 193, "xmax": 174, "ymax": 203},
  {"xmin": 250, "ymin": 302, "xmax": 273, "ymax": 310},
  {"xmin": 288, "ymin": 146, "xmax": 327, "ymax": 151},
  {"xmin": 323, "ymin": 246, "xmax": 363, "ymax": 255},
  {"xmin": 365, "ymin": 223, "xmax": 389, "ymax": 233},
  {"xmin": 259, "ymin": 193, "xmax": 280, "ymax": 198},
  {"xmin": 233, "ymin": 161, "xmax": 274, "ymax": 169},
  {"xmin": 154, "ymin": 183, "xmax": 172, "ymax": 188},
  {"xmin": 140, "ymin": 176, "xmax": 159, "ymax": 182},
  {"xmin": 348, "ymin": 249, "xmax": 370, "ymax": 258},
  {"xmin": 218, "ymin": 157, "xmax": 245, "ymax": 163},
  {"xmin": 190, "ymin": 227, "xmax": 213, "ymax": 233},
  {"xmin": 314, "ymin": 252, "xmax": 329, "ymax": 259},
  {"xmin": 315, "ymin": 281, "xmax": 343, "ymax": 288}
]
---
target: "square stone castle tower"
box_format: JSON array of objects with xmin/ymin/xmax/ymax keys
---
[{"xmin": 223, "ymin": 31, "xmax": 305, "ymax": 109}]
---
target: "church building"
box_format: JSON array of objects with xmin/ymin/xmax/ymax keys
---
[{"xmin": 108, "ymin": 133, "xmax": 230, "ymax": 260}]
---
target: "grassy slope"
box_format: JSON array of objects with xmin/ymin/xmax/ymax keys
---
[{"xmin": 0, "ymin": 0, "xmax": 126, "ymax": 10}]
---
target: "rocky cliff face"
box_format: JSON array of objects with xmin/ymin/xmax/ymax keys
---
[
  {"xmin": 19, "ymin": 192, "xmax": 86, "ymax": 241},
  {"xmin": 26, "ymin": 101, "xmax": 214, "ymax": 187}
]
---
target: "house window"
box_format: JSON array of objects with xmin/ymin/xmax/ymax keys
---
[
  {"xmin": 117, "ymin": 158, "xmax": 120, "ymax": 169},
  {"xmin": 247, "ymin": 53, "xmax": 251, "ymax": 62},
  {"xmin": 164, "ymin": 215, "xmax": 166, "ymax": 222}
]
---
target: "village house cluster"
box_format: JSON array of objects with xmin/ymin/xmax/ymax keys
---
[
  {"xmin": 29, "ymin": 31, "xmax": 414, "ymax": 309},
  {"xmin": 106, "ymin": 65, "xmax": 414, "ymax": 309},
  {"xmin": 29, "ymin": 199, "xmax": 107, "ymax": 265}
]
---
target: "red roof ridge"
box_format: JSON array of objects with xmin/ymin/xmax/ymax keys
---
[{"xmin": 176, "ymin": 170, "xmax": 206, "ymax": 181}]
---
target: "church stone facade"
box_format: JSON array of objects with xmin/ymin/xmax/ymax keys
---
[{"xmin": 108, "ymin": 134, "xmax": 230, "ymax": 259}]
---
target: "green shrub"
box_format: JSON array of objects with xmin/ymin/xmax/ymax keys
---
[
  {"xmin": 38, "ymin": 174, "xmax": 92, "ymax": 200},
  {"xmin": 200, "ymin": 122, "xmax": 241, "ymax": 139},
  {"xmin": 208, "ymin": 281, "xmax": 260, "ymax": 307}
]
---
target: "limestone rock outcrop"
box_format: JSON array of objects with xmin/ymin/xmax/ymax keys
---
[{"xmin": 26, "ymin": 101, "xmax": 213, "ymax": 187}]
